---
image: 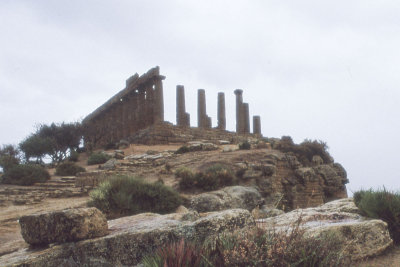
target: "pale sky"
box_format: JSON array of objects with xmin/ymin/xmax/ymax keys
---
[{"xmin": 1, "ymin": 0, "xmax": 400, "ymax": 194}]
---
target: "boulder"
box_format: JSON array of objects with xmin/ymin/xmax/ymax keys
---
[
  {"xmin": 253, "ymin": 205, "xmax": 284, "ymax": 219},
  {"xmin": 190, "ymin": 186, "xmax": 264, "ymax": 212},
  {"xmin": 258, "ymin": 198, "xmax": 393, "ymax": 261},
  {"xmin": 19, "ymin": 208, "xmax": 108, "ymax": 245},
  {"xmin": 3, "ymin": 209, "xmax": 255, "ymax": 266},
  {"xmin": 101, "ymin": 158, "xmax": 119, "ymax": 170}
]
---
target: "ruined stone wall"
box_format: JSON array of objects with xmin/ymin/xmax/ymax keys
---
[
  {"xmin": 82, "ymin": 67, "xmax": 165, "ymax": 148},
  {"xmin": 128, "ymin": 122, "xmax": 258, "ymax": 145}
]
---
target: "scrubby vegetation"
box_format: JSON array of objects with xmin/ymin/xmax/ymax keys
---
[
  {"xmin": 275, "ymin": 136, "xmax": 332, "ymax": 166},
  {"xmin": 87, "ymin": 152, "xmax": 111, "ymax": 165},
  {"xmin": 88, "ymin": 175, "xmax": 182, "ymax": 218},
  {"xmin": 68, "ymin": 150, "xmax": 79, "ymax": 162},
  {"xmin": 353, "ymin": 188, "xmax": 400, "ymax": 244},
  {"xmin": 176, "ymin": 164, "xmax": 236, "ymax": 191},
  {"xmin": 238, "ymin": 141, "xmax": 251, "ymax": 150},
  {"xmin": 1, "ymin": 164, "xmax": 50, "ymax": 185},
  {"xmin": 142, "ymin": 220, "xmax": 349, "ymax": 267},
  {"xmin": 0, "ymin": 144, "xmax": 20, "ymax": 171},
  {"xmin": 55, "ymin": 162, "xmax": 85, "ymax": 176}
]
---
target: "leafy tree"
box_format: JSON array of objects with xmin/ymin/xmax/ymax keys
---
[
  {"xmin": 19, "ymin": 134, "xmax": 53, "ymax": 163},
  {"xmin": 19, "ymin": 122, "xmax": 83, "ymax": 163},
  {"xmin": 0, "ymin": 144, "xmax": 20, "ymax": 171}
]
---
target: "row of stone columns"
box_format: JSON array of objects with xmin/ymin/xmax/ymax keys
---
[{"xmin": 176, "ymin": 86, "xmax": 261, "ymax": 135}]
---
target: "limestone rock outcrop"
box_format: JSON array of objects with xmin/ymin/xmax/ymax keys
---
[
  {"xmin": 3, "ymin": 209, "xmax": 254, "ymax": 266},
  {"xmin": 190, "ymin": 186, "xmax": 264, "ymax": 212},
  {"xmin": 258, "ymin": 198, "xmax": 393, "ymax": 261},
  {"xmin": 19, "ymin": 207, "xmax": 108, "ymax": 245}
]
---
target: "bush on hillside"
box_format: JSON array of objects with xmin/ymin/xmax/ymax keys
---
[
  {"xmin": 2, "ymin": 164, "xmax": 50, "ymax": 186},
  {"xmin": 68, "ymin": 150, "xmax": 79, "ymax": 162},
  {"xmin": 176, "ymin": 167, "xmax": 196, "ymax": 190},
  {"xmin": 88, "ymin": 175, "xmax": 183, "ymax": 218},
  {"xmin": 275, "ymin": 136, "xmax": 332, "ymax": 166},
  {"xmin": 175, "ymin": 145, "xmax": 191, "ymax": 154},
  {"xmin": 55, "ymin": 162, "xmax": 85, "ymax": 176},
  {"xmin": 238, "ymin": 141, "xmax": 251, "ymax": 150},
  {"xmin": 0, "ymin": 144, "xmax": 20, "ymax": 171},
  {"xmin": 196, "ymin": 164, "xmax": 235, "ymax": 191},
  {"xmin": 87, "ymin": 152, "xmax": 111, "ymax": 165},
  {"xmin": 176, "ymin": 164, "xmax": 236, "ymax": 191},
  {"xmin": 353, "ymin": 188, "xmax": 400, "ymax": 244}
]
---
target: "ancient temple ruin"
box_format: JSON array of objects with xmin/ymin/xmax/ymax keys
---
[{"xmin": 83, "ymin": 66, "xmax": 262, "ymax": 147}]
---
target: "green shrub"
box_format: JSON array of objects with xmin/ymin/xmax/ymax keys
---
[
  {"xmin": 2, "ymin": 164, "xmax": 50, "ymax": 185},
  {"xmin": 0, "ymin": 144, "xmax": 20, "ymax": 172},
  {"xmin": 275, "ymin": 136, "xmax": 332, "ymax": 166},
  {"xmin": 176, "ymin": 164, "xmax": 235, "ymax": 191},
  {"xmin": 55, "ymin": 162, "xmax": 85, "ymax": 176},
  {"xmin": 196, "ymin": 164, "xmax": 235, "ymax": 191},
  {"xmin": 175, "ymin": 145, "xmax": 190, "ymax": 154},
  {"xmin": 176, "ymin": 167, "xmax": 196, "ymax": 190},
  {"xmin": 68, "ymin": 150, "xmax": 79, "ymax": 162},
  {"xmin": 239, "ymin": 141, "xmax": 251, "ymax": 150},
  {"xmin": 88, "ymin": 175, "xmax": 183, "ymax": 218},
  {"xmin": 87, "ymin": 152, "xmax": 111, "ymax": 165},
  {"xmin": 353, "ymin": 188, "xmax": 400, "ymax": 244}
]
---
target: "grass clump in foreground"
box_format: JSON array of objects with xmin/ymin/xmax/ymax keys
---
[
  {"xmin": 87, "ymin": 152, "xmax": 111, "ymax": 165},
  {"xmin": 142, "ymin": 219, "xmax": 349, "ymax": 267},
  {"xmin": 176, "ymin": 164, "xmax": 236, "ymax": 191},
  {"xmin": 55, "ymin": 161, "xmax": 85, "ymax": 176},
  {"xmin": 354, "ymin": 188, "xmax": 400, "ymax": 244},
  {"xmin": 1, "ymin": 164, "xmax": 50, "ymax": 185},
  {"xmin": 88, "ymin": 175, "xmax": 182, "ymax": 218}
]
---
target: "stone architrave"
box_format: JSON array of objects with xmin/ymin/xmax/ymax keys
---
[
  {"xmin": 243, "ymin": 103, "xmax": 250, "ymax": 134},
  {"xmin": 217, "ymin": 92, "xmax": 226, "ymax": 130},
  {"xmin": 253, "ymin": 115, "xmax": 261, "ymax": 135},
  {"xmin": 234, "ymin": 89, "xmax": 244, "ymax": 134}
]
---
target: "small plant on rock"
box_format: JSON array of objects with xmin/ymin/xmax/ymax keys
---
[{"xmin": 175, "ymin": 145, "xmax": 190, "ymax": 154}]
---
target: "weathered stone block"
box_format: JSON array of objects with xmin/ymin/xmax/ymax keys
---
[{"xmin": 19, "ymin": 207, "xmax": 108, "ymax": 245}]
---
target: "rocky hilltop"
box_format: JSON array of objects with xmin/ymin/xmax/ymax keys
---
[{"xmin": 77, "ymin": 136, "xmax": 348, "ymax": 211}]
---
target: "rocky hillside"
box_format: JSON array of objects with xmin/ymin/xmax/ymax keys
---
[{"xmin": 77, "ymin": 138, "xmax": 348, "ymax": 211}]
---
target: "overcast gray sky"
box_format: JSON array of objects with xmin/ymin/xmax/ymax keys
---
[{"xmin": 1, "ymin": 0, "xmax": 399, "ymax": 194}]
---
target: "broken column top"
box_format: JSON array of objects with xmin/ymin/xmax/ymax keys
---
[{"xmin": 234, "ymin": 89, "xmax": 243, "ymax": 95}]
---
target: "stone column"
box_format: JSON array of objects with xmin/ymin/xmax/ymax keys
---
[
  {"xmin": 217, "ymin": 92, "xmax": 226, "ymax": 130},
  {"xmin": 234, "ymin": 89, "xmax": 243, "ymax": 134},
  {"xmin": 198, "ymin": 89, "xmax": 206, "ymax": 128},
  {"xmin": 121, "ymin": 96, "xmax": 130, "ymax": 138},
  {"xmin": 129, "ymin": 92, "xmax": 138, "ymax": 135},
  {"xmin": 137, "ymin": 89, "xmax": 146, "ymax": 129},
  {"xmin": 153, "ymin": 78, "xmax": 164, "ymax": 123},
  {"xmin": 176, "ymin": 85, "xmax": 188, "ymax": 126},
  {"xmin": 243, "ymin": 103, "xmax": 250, "ymax": 134},
  {"xmin": 145, "ymin": 83, "xmax": 154, "ymax": 127},
  {"xmin": 253, "ymin": 115, "xmax": 261, "ymax": 135}
]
